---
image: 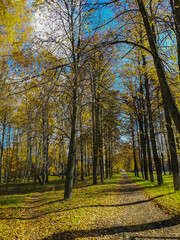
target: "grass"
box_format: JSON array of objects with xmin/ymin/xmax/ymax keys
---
[
  {"xmin": 128, "ymin": 172, "xmax": 180, "ymax": 216},
  {"xmin": 0, "ymin": 175, "xmax": 122, "ymax": 239},
  {"xmin": 0, "ymin": 173, "xmax": 179, "ymax": 239}
]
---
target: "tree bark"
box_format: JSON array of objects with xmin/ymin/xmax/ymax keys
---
[
  {"xmin": 45, "ymin": 111, "xmax": 49, "ymax": 183},
  {"xmin": 99, "ymin": 107, "xmax": 104, "ymax": 182},
  {"xmin": 91, "ymin": 72, "xmax": 99, "ymax": 185},
  {"xmin": 105, "ymin": 137, "xmax": 109, "ymax": 179},
  {"xmin": 0, "ymin": 115, "xmax": 6, "ymax": 183},
  {"xmin": 64, "ymin": 85, "xmax": 77, "ymax": 199},
  {"xmin": 62, "ymin": 140, "xmax": 65, "ymax": 180},
  {"xmin": 42, "ymin": 107, "xmax": 46, "ymax": 185},
  {"xmin": 80, "ymin": 111, "xmax": 84, "ymax": 181},
  {"xmin": 144, "ymin": 112, "xmax": 154, "ymax": 182},
  {"xmin": 163, "ymin": 103, "xmax": 180, "ymax": 190},
  {"xmin": 130, "ymin": 116, "xmax": 139, "ymax": 177},
  {"xmin": 27, "ymin": 122, "xmax": 32, "ymax": 183}
]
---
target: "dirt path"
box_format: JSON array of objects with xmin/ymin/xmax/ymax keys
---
[
  {"xmin": 111, "ymin": 174, "xmax": 180, "ymax": 240},
  {"xmin": 45, "ymin": 174, "xmax": 180, "ymax": 240}
]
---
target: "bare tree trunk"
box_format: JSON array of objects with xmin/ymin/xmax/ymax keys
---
[
  {"xmin": 136, "ymin": 119, "xmax": 141, "ymax": 174},
  {"xmin": 0, "ymin": 115, "xmax": 6, "ymax": 183},
  {"xmin": 91, "ymin": 75, "xmax": 98, "ymax": 185},
  {"xmin": 27, "ymin": 123, "xmax": 32, "ymax": 183},
  {"xmin": 58, "ymin": 144, "xmax": 61, "ymax": 177},
  {"xmin": 35, "ymin": 119, "xmax": 38, "ymax": 183},
  {"xmin": 144, "ymin": 113, "xmax": 154, "ymax": 182},
  {"xmin": 80, "ymin": 111, "xmax": 84, "ymax": 181},
  {"xmin": 105, "ymin": 140, "xmax": 109, "ymax": 179},
  {"xmin": 46, "ymin": 111, "xmax": 49, "ymax": 183},
  {"xmin": 99, "ymin": 106, "xmax": 104, "ymax": 182},
  {"xmin": 139, "ymin": 113, "xmax": 148, "ymax": 180},
  {"xmin": 87, "ymin": 145, "xmax": 91, "ymax": 176},
  {"xmin": 163, "ymin": 104, "xmax": 180, "ymax": 190},
  {"xmin": 64, "ymin": 84, "xmax": 77, "ymax": 199},
  {"xmin": 73, "ymin": 153, "xmax": 77, "ymax": 184},
  {"xmin": 42, "ymin": 107, "xmax": 46, "ymax": 185},
  {"xmin": 62, "ymin": 140, "xmax": 65, "ymax": 180},
  {"xmin": 108, "ymin": 131, "xmax": 113, "ymax": 177},
  {"xmin": 84, "ymin": 141, "xmax": 88, "ymax": 177},
  {"xmin": 130, "ymin": 116, "xmax": 139, "ymax": 177},
  {"xmin": 164, "ymin": 132, "xmax": 172, "ymax": 175},
  {"xmin": 6, "ymin": 125, "xmax": 11, "ymax": 183}
]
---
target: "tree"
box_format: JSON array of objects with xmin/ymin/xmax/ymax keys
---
[{"xmin": 136, "ymin": 0, "xmax": 180, "ymax": 134}]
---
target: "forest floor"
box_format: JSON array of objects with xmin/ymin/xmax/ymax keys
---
[{"xmin": 0, "ymin": 174, "xmax": 179, "ymax": 239}]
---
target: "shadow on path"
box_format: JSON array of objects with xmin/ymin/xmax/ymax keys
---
[{"xmin": 42, "ymin": 216, "xmax": 180, "ymax": 240}]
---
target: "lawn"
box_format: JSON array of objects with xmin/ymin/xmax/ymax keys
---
[
  {"xmin": 0, "ymin": 175, "xmax": 122, "ymax": 239},
  {"xmin": 128, "ymin": 172, "xmax": 180, "ymax": 216}
]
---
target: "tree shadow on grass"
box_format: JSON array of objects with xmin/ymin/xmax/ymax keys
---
[
  {"xmin": 0, "ymin": 179, "xmax": 65, "ymax": 196},
  {"xmin": 0, "ymin": 193, "xmax": 173, "ymax": 219},
  {"xmin": 41, "ymin": 216, "xmax": 180, "ymax": 240}
]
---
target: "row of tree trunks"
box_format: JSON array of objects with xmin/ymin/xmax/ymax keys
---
[
  {"xmin": 137, "ymin": 0, "xmax": 180, "ymax": 135},
  {"xmin": 143, "ymin": 56, "xmax": 163, "ymax": 185},
  {"xmin": 131, "ymin": 49, "xmax": 179, "ymax": 190},
  {"xmin": 130, "ymin": 116, "xmax": 139, "ymax": 177}
]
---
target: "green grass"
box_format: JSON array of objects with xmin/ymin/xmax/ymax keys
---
[
  {"xmin": 128, "ymin": 172, "xmax": 180, "ymax": 216},
  {"xmin": 0, "ymin": 175, "xmax": 122, "ymax": 239},
  {"xmin": 0, "ymin": 196, "xmax": 23, "ymax": 206}
]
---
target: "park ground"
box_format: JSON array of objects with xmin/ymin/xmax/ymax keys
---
[{"xmin": 0, "ymin": 173, "xmax": 179, "ymax": 239}]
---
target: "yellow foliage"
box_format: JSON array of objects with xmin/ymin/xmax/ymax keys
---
[{"xmin": 0, "ymin": 0, "xmax": 31, "ymax": 56}]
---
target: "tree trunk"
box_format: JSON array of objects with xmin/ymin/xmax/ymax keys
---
[
  {"xmin": 87, "ymin": 145, "xmax": 91, "ymax": 176},
  {"xmin": 130, "ymin": 116, "xmax": 139, "ymax": 177},
  {"xmin": 58, "ymin": 144, "xmax": 61, "ymax": 177},
  {"xmin": 91, "ymin": 74, "xmax": 98, "ymax": 185},
  {"xmin": 108, "ymin": 132, "xmax": 113, "ymax": 177},
  {"xmin": 84, "ymin": 142, "xmax": 88, "ymax": 177},
  {"xmin": 27, "ymin": 121, "xmax": 32, "ymax": 183},
  {"xmin": 0, "ymin": 115, "xmax": 6, "ymax": 183},
  {"xmin": 64, "ymin": 84, "xmax": 77, "ymax": 199},
  {"xmin": 164, "ymin": 132, "xmax": 172, "ymax": 175},
  {"xmin": 42, "ymin": 107, "xmax": 46, "ymax": 185},
  {"xmin": 163, "ymin": 104, "xmax": 180, "ymax": 190},
  {"xmin": 144, "ymin": 112, "xmax": 154, "ymax": 182},
  {"xmin": 80, "ymin": 111, "xmax": 84, "ymax": 181},
  {"xmin": 161, "ymin": 152, "xmax": 166, "ymax": 175},
  {"xmin": 35, "ymin": 120, "xmax": 38, "ymax": 183},
  {"xmin": 133, "ymin": 84, "xmax": 148, "ymax": 180},
  {"xmin": 99, "ymin": 106, "xmax": 104, "ymax": 182},
  {"xmin": 62, "ymin": 140, "xmax": 65, "ymax": 180},
  {"xmin": 73, "ymin": 153, "xmax": 77, "ymax": 184},
  {"xmin": 46, "ymin": 111, "xmax": 49, "ymax": 183}
]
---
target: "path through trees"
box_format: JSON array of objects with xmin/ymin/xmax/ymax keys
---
[{"xmin": 3, "ymin": 174, "xmax": 179, "ymax": 240}]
